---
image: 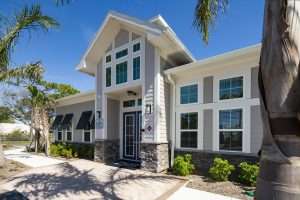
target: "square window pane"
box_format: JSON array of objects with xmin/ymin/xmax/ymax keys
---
[
  {"xmin": 180, "ymin": 84, "xmax": 198, "ymax": 104},
  {"xmin": 133, "ymin": 43, "xmax": 140, "ymax": 52},
  {"xmin": 219, "ymin": 77, "xmax": 243, "ymax": 100},
  {"xmin": 181, "ymin": 131, "xmax": 197, "ymax": 148},
  {"xmin": 219, "ymin": 109, "xmax": 242, "ymax": 129},
  {"xmin": 219, "ymin": 131, "xmax": 242, "ymax": 151},
  {"xmin": 181, "ymin": 113, "xmax": 198, "ymax": 129}
]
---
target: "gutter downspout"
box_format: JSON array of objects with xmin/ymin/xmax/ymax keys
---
[{"xmin": 166, "ymin": 74, "xmax": 176, "ymax": 167}]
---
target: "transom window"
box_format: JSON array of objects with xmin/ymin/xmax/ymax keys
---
[
  {"xmin": 105, "ymin": 55, "xmax": 111, "ymax": 63},
  {"xmin": 219, "ymin": 109, "xmax": 243, "ymax": 151},
  {"xmin": 219, "ymin": 76, "xmax": 243, "ymax": 100},
  {"xmin": 106, "ymin": 67, "xmax": 111, "ymax": 87},
  {"xmin": 133, "ymin": 43, "xmax": 140, "ymax": 52},
  {"xmin": 116, "ymin": 49, "xmax": 128, "ymax": 59},
  {"xmin": 116, "ymin": 61, "xmax": 127, "ymax": 84},
  {"xmin": 123, "ymin": 100, "xmax": 135, "ymax": 108},
  {"xmin": 180, "ymin": 84, "xmax": 198, "ymax": 104},
  {"xmin": 84, "ymin": 130, "xmax": 91, "ymax": 142},
  {"xmin": 133, "ymin": 56, "xmax": 140, "ymax": 80},
  {"xmin": 180, "ymin": 112, "xmax": 198, "ymax": 148}
]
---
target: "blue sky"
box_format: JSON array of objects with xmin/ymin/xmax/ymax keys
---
[{"xmin": 1, "ymin": 0, "xmax": 264, "ymax": 92}]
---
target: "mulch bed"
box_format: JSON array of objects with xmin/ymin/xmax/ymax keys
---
[
  {"xmin": 0, "ymin": 159, "xmax": 29, "ymax": 182},
  {"xmin": 186, "ymin": 175, "xmax": 255, "ymax": 200}
]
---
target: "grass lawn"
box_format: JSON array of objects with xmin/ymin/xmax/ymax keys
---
[{"xmin": 3, "ymin": 141, "xmax": 30, "ymax": 150}]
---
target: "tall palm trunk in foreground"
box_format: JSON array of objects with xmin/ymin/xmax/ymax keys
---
[
  {"xmin": 256, "ymin": 0, "xmax": 300, "ymax": 198},
  {"xmin": 194, "ymin": 0, "xmax": 300, "ymax": 198}
]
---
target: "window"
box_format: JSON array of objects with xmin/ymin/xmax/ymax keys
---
[
  {"xmin": 106, "ymin": 67, "xmax": 111, "ymax": 87},
  {"xmin": 133, "ymin": 57, "xmax": 140, "ymax": 80},
  {"xmin": 133, "ymin": 43, "xmax": 140, "ymax": 52},
  {"xmin": 219, "ymin": 109, "xmax": 243, "ymax": 151},
  {"xmin": 180, "ymin": 84, "xmax": 198, "ymax": 104},
  {"xmin": 219, "ymin": 76, "xmax": 243, "ymax": 100},
  {"xmin": 137, "ymin": 98, "xmax": 142, "ymax": 106},
  {"xmin": 123, "ymin": 100, "xmax": 135, "ymax": 107},
  {"xmin": 84, "ymin": 131, "xmax": 91, "ymax": 142},
  {"xmin": 57, "ymin": 131, "xmax": 62, "ymax": 141},
  {"xmin": 180, "ymin": 113, "xmax": 198, "ymax": 148},
  {"xmin": 116, "ymin": 61, "xmax": 127, "ymax": 84},
  {"xmin": 116, "ymin": 49, "xmax": 128, "ymax": 59},
  {"xmin": 105, "ymin": 55, "xmax": 111, "ymax": 63},
  {"xmin": 66, "ymin": 128, "xmax": 72, "ymax": 141}
]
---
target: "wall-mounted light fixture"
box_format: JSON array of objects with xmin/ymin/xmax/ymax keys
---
[
  {"xmin": 145, "ymin": 104, "xmax": 152, "ymax": 114},
  {"xmin": 127, "ymin": 90, "xmax": 137, "ymax": 96}
]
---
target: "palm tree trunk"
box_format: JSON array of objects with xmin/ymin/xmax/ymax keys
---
[{"xmin": 256, "ymin": 0, "xmax": 300, "ymax": 199}]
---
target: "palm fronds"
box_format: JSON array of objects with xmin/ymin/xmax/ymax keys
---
[
  {"xmin": 0, "ymin": 4, "xmax": 59, "ymax": 70},
  {"xmin": 194, "ymin": 0, "xmax": 228, "ymax": 43},
  {"xmin": 0, "ymin": 62, "xmax": 44, "ymax": 84}
]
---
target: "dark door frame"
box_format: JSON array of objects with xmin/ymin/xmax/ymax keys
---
[{"xmin": 122, "ymin": 111, "xmax": 141, "ymax": 161}]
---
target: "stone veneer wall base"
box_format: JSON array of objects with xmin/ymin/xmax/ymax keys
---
[
  {"xmin": 94, "ymin": 139, "xmax": 119, "ymax": 163},
  {"xmin": 140, "ymin": 143, "xmax": 169, "ymax": 173}
]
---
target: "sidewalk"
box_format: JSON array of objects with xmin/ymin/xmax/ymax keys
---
[
  {"xmin": 167, "ymin": 186, "xmax": 241, "ymax": 200},
  {"xmin": 4, "ymin": 148, "xmax": 64, "ymax": 168}
]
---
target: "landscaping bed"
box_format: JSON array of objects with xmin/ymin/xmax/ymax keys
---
[
  {"xmin": 187, "ymin": 175, "xmax": 254, "ymax": 200},
  {"xmin": 0, "ymin": 159, "xmax": 29, "ymax": 181}
]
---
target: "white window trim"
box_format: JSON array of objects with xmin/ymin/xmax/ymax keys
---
[
  {"xmin": 214, "ymin": 69, "xmax": 251, "ymax": 103},
  {"xmin": 176, "ymin": 80, "xmax": 203, "ymax": 106},
  {"xmin": 218, "ymin": 108, "xmax": 243, "ymax": 152},
  {"xmin": 176, "ymin": 111, "xmax": 203, "ymax": 150},
  {"xmin": 214, "ymin": 106, "xmax": 250, "ymax": 153},
  {"xmin": 57, "ymin": 130, "xmax": 63, "ymax": 141},
  {"xmin": 82, "ymin": 130, "xmax": 92, "ymax": 143},
  {"xmin": 64, "ymin": 126, "xmax": 73, "ymax": 142}
]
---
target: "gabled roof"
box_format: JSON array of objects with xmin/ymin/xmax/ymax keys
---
[{"xmin": 77, "ymin": 11, "xmax": 195, "ymax": 75}]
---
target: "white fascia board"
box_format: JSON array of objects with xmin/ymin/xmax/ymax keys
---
[
  {"xmin": 164, "ymin": 43, "xmax": 261, "ymax": 75},
  {"xmin": 56, "ymin": 90, "xmax": 96, "ymax": 107},
  {"xmin": 77, "ymin": 11, "xmax": 162, "ymax": 71}
]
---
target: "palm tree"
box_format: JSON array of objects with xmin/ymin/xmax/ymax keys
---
[
  {"xmin": 0, "ymin": 4, "xmax": 58, "ymax": 167},
  {"xmin": 194, "ymin": 0, "xmax": 300, "ymax": 199}
]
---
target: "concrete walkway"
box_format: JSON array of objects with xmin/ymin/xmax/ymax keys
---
[
  {"xmin": 0, "ymin": 159, "xmax": 185, "ymax": 200},
  {"xmin": 4, "ymin": 148, "xmax": 64, "ymax": 168},
  {"xmin": 168, "ymin": 187, "xmax": 241, "ymax": 200}
]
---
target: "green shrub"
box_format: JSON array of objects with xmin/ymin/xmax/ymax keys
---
[
  {"xmin": 209, "ymin": 157, "xmax": 235, "ymax": 181},
  {"xmin": 5, "ymin": 130, "xmax": 30, "ymax": 141},
  {"xmin": 173, "ymin": 154, "xmax": 195, "ymax": 176},
  {"xmin": 239, "ymin": 162, "xmax": 259, "ymax": 186},
  {"xmin": 50, "ymin": 142, "xmax": 94, "ymax": 159}
]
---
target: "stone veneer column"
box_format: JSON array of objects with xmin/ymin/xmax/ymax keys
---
[
  {"xmin": 140, "ymin": 143, "xmax": 169, "ymax": 172},
  {"xmin": 94, "ymin": 139, "xmax": 119, "ymax": 163}
]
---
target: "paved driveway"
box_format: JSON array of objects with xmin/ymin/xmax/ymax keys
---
[
  {"xmin": 0, "ymin": 159, "xmax": 185, "ymax": 200},
  {"xmin": 4, "ymin": 148, "xmax": 65, "ymax": 168}
]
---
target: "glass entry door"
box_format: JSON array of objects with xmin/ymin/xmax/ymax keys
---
[{"xmin": 123, "ymin": 111, "xmax": 141, "ymax": 161}]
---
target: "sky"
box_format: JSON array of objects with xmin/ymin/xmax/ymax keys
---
[{"xmin": 0, "ymin": 0, "xmax": 264, "ymax": 92}]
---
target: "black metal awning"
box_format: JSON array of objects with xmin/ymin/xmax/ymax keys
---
[
  {"xmin": 61, "ymin": 113, "xmax": 74, "ymax": 129},
  {"xmin": 90, "ymin": 115, "xmax": 95, "ymax": 130},
  {"xmin": 76, "ymin": 111, "xmax": 92, "ymax": 130},
  {"xmin": 51, "ymin": 115, "xmax": 63, "ymax": 129}
]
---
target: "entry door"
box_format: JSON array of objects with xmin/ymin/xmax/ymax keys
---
[{"xmin": 123, "ymin": 111, "xmax": 141, "ymax": 161}]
